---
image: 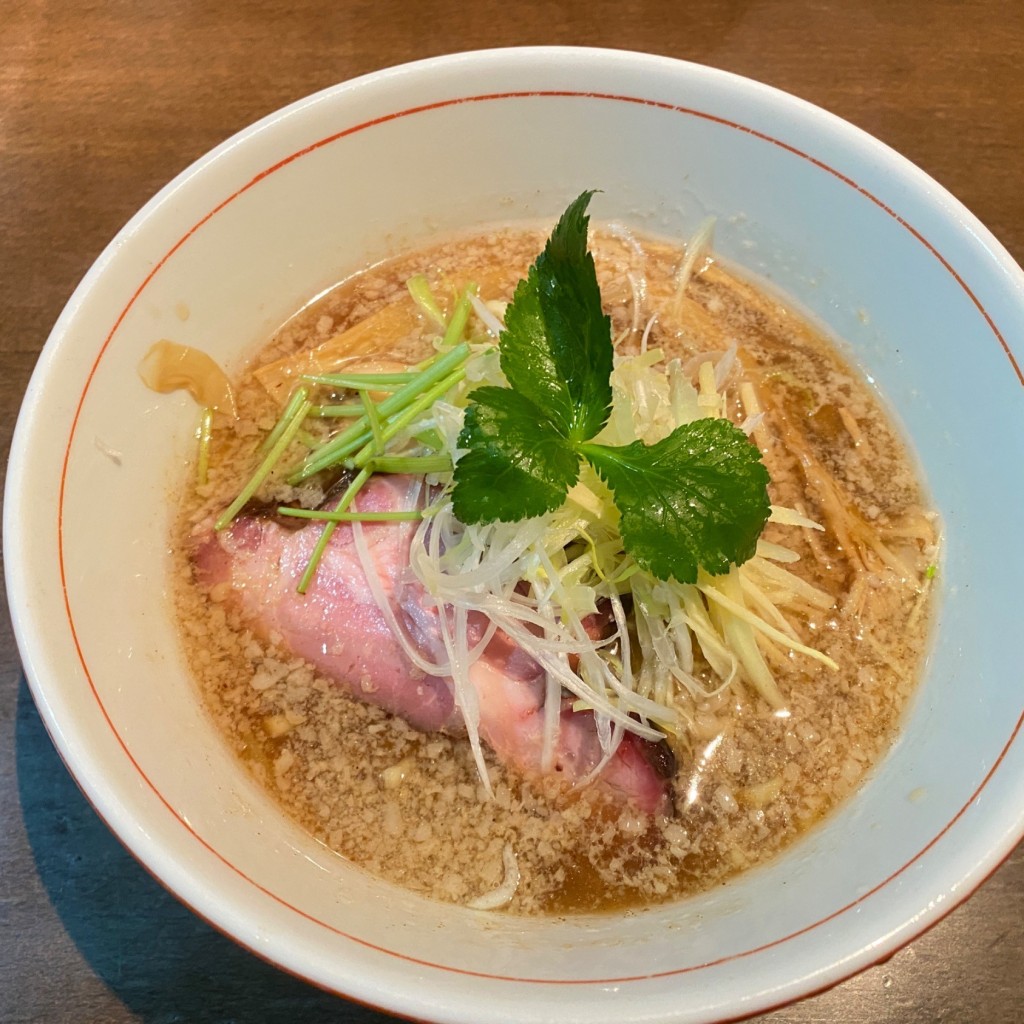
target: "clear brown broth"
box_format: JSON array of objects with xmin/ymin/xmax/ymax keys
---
[{"xmin": 173, "ymin": 225, "xmax": 937, "ymax": 915}]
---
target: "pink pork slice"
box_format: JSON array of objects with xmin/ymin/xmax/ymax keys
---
[{"xmin": 193, "ymin": 474, "xmax": 671, "ymax": 814}]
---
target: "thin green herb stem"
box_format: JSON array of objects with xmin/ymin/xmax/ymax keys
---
[
  {"xmin": 440, "ymin": 283, "xmax": 477, "ymax": 348},
  {"xmin": 360, "ymin": 389, "xmax": 386, "ymax": 455},
  {"xmin": 215, "ymin": 396, "xmax": 313, "ymax": 531},
  {"xmin": 362, "ymin": 454, "xmax": 452, "ymax": 475},
  {"xmin": 368, "ymin": 341, "xmax": 469, "ymax": 417},
  {"xmin": 349, "ymin": 367, "xmax": 466, "ymax": 470},
  {"xmin": 300, "ymin": 371, "xmax": 418, "ymax": 389},
  {"xmin": 310, "ymin": 402, "xmax": 366, "ymax": 417},
  {"xmin": 279, "ymin": 507, "xmax": 424, "ymax": 523},
  {"xmin": 412, "ymin": 426, "xmax": 444, "ymax": 449},
  {"xmin": 260, "ymin": 386, "xmax": 310, "ymax": 454},
  {"xmin": 412, "ymin": 352, "xmax": 441, "ymax": 371},
  {"xmin": 289, "ymin": 342, "xmax": 470, "ymax": 483},
  {"xmin": 407, "ymin": 274, "xmax": 446, "ymax": 329},
  {"xmin": 288, "ymin": 424, "xmax": 374, "ymax": 483},
  {"xmin": 296, "ymin": 467, "xmax": 370, "ymax": 593},
  {"xmin": 196, "ymin": 407, "xmax": 214, "ymax": 487},
  {"xmin": 297, "ymin": 523, "xmax": 336, "ymax": 594}
]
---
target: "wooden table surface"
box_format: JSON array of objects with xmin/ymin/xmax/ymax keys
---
[{"xmin": 2, "ymin": 2, "xmax": 1022, "ymax": 1021}]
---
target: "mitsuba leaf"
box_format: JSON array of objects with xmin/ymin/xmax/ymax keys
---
[
  {"xmin": 498, "ymin": 191, "xmax": 612, "ymax": 444},
  {"xmin": 452, "ymin": 386, "xmax": 581, "ymax": 523},
  {"xmin": 451, "ymin": 190, "xmax": 772, "ymax": 583},
  {"xmin": 580, "ymin": 418, "xmax": 771, "ymax": 584}
]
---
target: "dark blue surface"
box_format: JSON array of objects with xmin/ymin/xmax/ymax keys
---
[{"xmin": 13, "ymin": 675, "xmax": 403, "ymax": 1024}]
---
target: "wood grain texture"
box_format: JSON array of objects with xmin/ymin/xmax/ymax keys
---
[{"xmin": 2, "ymin": 1, "xmax": 1022, "ymax": 1022}]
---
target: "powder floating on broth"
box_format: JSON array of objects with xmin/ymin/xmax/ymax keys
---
[{"xmin": 172, "ymin": 215, "xmax": 937, "ymax": 914}]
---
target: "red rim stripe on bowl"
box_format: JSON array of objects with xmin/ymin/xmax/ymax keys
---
[{"xmin": 55, "ymin": 88, "xmax": 1024, "ymax": 990}]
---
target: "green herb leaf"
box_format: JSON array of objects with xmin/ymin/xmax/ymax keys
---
[
  {"xmin": 451, "ymin": 386, "xmax": 580, "ymax": 522},
  {"xmin": 498, "ymin": 191, "xmax": 612, "ymax": 443},
  {"xmin": 452, "ymin": 191, "xmax": 772, "ymax": 583},
  {"xmin": 580, "ymin": 418, "xmax": 771, "ymax": 584}
]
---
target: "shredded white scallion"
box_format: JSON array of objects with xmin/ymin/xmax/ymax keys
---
[
  {"xmin": 670, "ymin": 216, "xmax": 716, "ymax": 318},
  {"xmin": 770, "ymin": 505, "xmax": 825, "ymax": 531},
  {"xmin": 467, "ymin": 843, "xmax": 520, "ymax": 910},
  {"xmin": 468, "ymin": 292, "xmax": 505, "ymax": 338}
]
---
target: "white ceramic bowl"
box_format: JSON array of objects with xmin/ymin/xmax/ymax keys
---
[{"xmin": 6, "ymin": 47, "xmax": 1024, "ymax": 1024}]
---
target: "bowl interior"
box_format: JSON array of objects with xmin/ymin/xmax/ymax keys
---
[{"xmin": 7, "ymin": 48, "xmax": 1024, "ymax": 1024}]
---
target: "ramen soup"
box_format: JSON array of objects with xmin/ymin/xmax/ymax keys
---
[{"xmin": 171, "ymin": 208, "xmax": 937, "ymax": 915}]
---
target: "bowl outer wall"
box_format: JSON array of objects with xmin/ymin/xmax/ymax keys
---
[{"xmin": 5, "ymin": 46, "xmax": 1024, "ymax": 1024}]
